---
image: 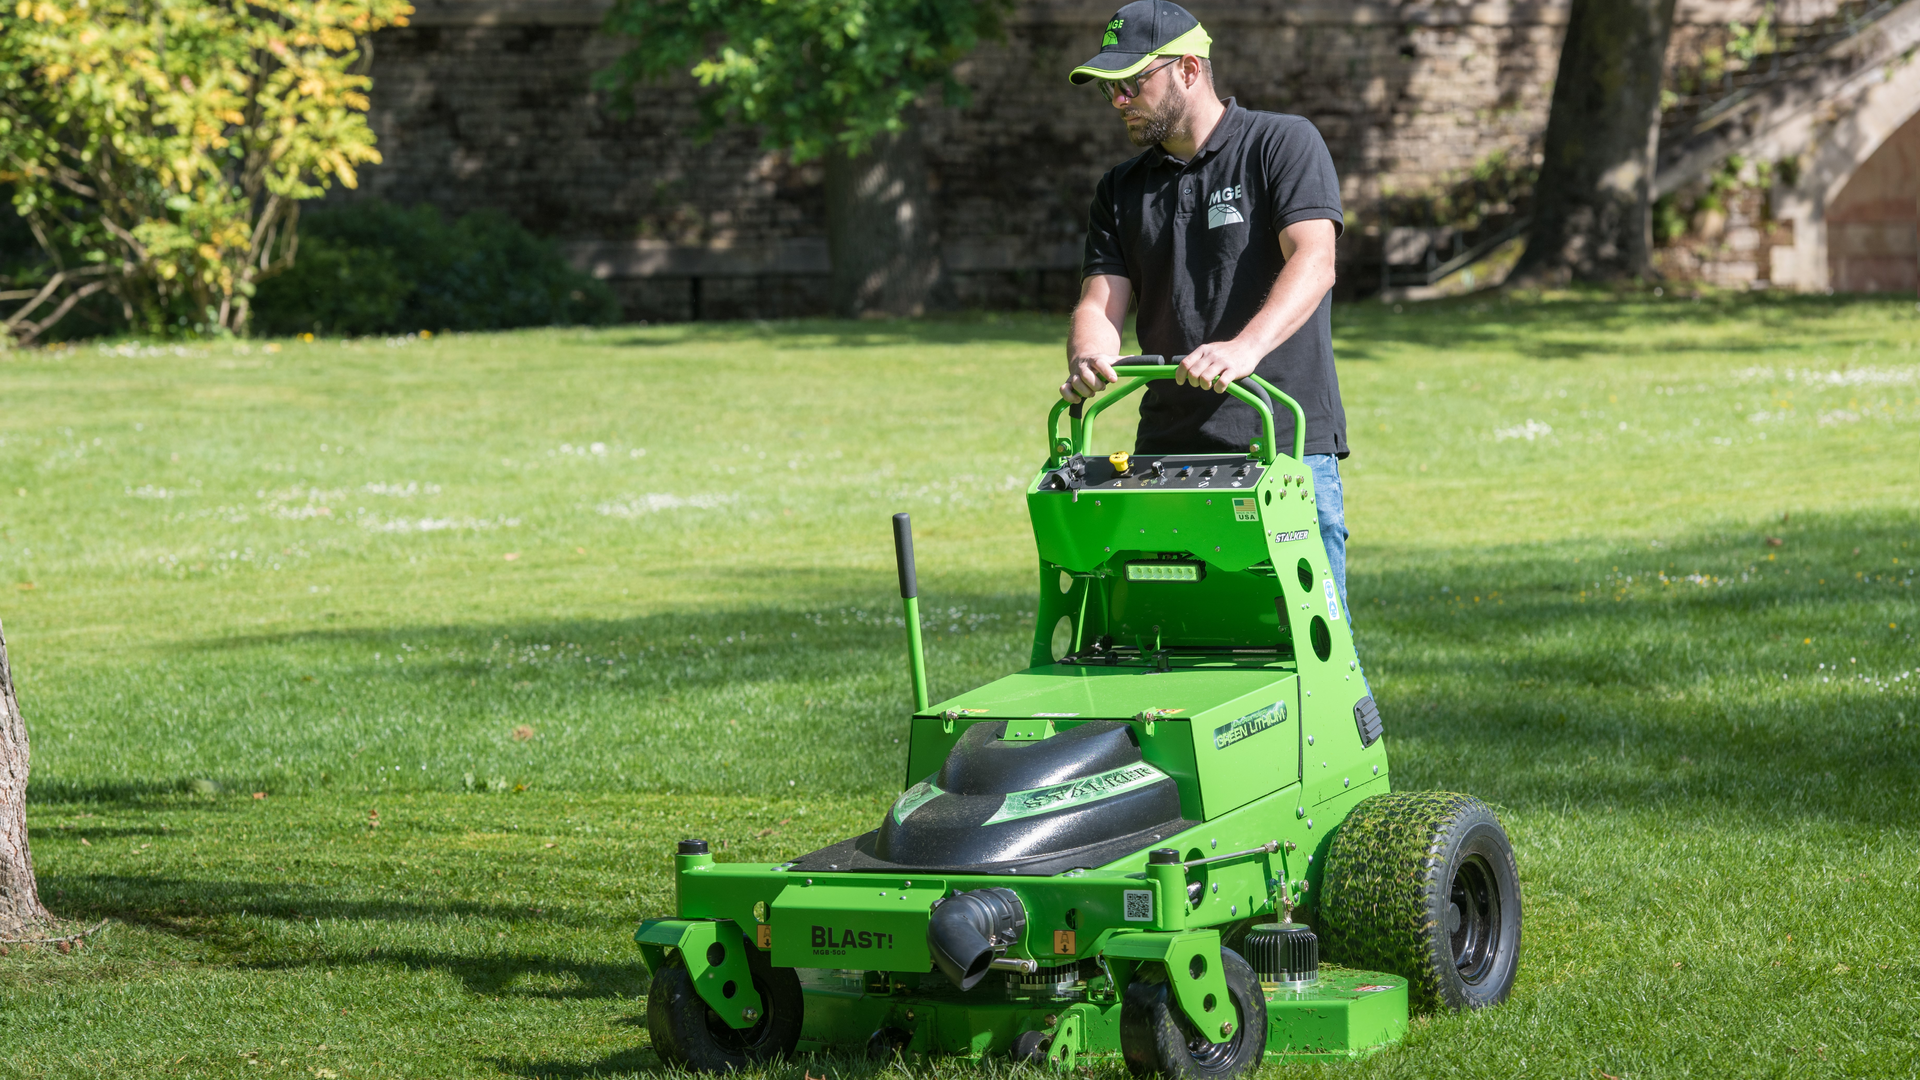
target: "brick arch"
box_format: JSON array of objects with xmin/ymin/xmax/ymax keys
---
[
  {"xmin": 1770, "ymin": 54, "xmax": 1920, "ymax": 292},
  {"xmin": 1825, "ymin": 108, "xmax": 1920, "ymax": 293}
]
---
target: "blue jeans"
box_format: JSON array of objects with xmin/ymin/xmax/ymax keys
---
[{"xmin": 1307, "ymin": 454, "xmax": 1350, "ymax": 620}]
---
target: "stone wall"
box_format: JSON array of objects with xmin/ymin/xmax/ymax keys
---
[{"xmin": 344, "ymin": 0, "xmax": 1887, "ymax": 318}]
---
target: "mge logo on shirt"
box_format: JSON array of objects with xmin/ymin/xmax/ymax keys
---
[{"xmin": 1207, "ymin": 183, "xmax": 1246, "ymax": 229}]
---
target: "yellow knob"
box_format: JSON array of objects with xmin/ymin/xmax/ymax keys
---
[{"xmin": 1109, "ymin": 451, "xmax": 1131, "ymax": 475}]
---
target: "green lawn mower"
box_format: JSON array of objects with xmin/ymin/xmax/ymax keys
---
[{"xmin": 636, "ymin": 360, "xmax": 1521, "ymax": 1075}]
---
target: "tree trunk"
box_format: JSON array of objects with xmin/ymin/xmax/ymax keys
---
[
  {"xmin": 0, "ymin": 618, "xmax": 49, "ymax": 937},
  {"xmin": 823, "ymin": 115, "xmax": 949, "ymax": 318},
  {"xmin": 1513, "ymin": 0, "xmax": 1679, "ymax": 284}
]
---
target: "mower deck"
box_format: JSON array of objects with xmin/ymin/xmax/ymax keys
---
[{"xmin": 795, "ymin": 965, "xmax": 1407, "ymax": 1063}]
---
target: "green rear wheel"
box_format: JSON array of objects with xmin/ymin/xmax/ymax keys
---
[{"xmin": 1319, "ymin": 791, "xmax": 1521, "ymax": 1012}]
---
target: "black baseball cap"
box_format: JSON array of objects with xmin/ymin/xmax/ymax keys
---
[{"xmin": 1069, "ymin": 0, "xmax": 1213, "ymax": 85}]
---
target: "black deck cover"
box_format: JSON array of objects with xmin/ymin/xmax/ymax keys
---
[{"xmin": 787, "ymin": 721, "xmax": 1191, "ymax": 875}]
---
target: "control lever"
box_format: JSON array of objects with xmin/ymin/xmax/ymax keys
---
[{"xmin": 1040, "ymin": 454, "xmax": 1089, "ymax": 492}]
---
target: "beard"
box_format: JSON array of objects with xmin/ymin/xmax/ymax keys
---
[{"xmin": 1124, "ymin": 86, "xmax": 1190, "ymax": 148}]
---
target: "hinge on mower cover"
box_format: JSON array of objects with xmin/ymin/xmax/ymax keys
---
[
  {"xmin": 1353, "ymin": 695, "xmax": 1383, "ymax": 748},
  {"xmin": 1133, "ymin": 707, "xmax": 1181, "ymax": 735}
]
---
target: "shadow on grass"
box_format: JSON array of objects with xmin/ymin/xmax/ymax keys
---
[
  {"xmin": 37, "ymin": 872, "xmax": 599, "ymax": 933},
  {"xmin": 489, "ymin": 1045, "xmax": 661, "ymax": 1079},
  {"xmin": 260, "ymin": 945, "xmax": 652, "ymax": 1001}
]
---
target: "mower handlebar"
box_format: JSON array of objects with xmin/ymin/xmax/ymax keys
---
[{"xmin": 1051, "ymin": 355, "xmax": 1306, "ymax": 464}]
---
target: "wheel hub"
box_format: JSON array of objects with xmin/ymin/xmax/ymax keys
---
[{"xmin": 1448, "ymin": 854, "xmax": 1500, "ymax": 984}]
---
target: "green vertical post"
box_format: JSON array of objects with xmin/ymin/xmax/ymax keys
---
[{"xmin": 892, "ymin": 513, "xmax": 931, "ymax": 712}]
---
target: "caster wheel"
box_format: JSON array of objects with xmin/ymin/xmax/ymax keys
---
[
  {"xmin": 868, "ymin": 1026, "xmax": 913, "ymax": 1061},
  {"xmin": 1320, "ymin": 791, "xmax": 1522, "ymax": 1012},
  {"xmin": 646, "ymin": 932, "xmax": 803, "ymax": 1071},
  {"xmin": 1119, "ymin": 948, "xmax": 1267, "ymax": 1078},
  {"xmin": 1012, "ymin": 1029, "xmax": 1053, "ymax": 1064}
]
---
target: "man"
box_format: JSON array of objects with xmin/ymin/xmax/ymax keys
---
[{"xmin": 1062, "ymin": 1, "xmax": 1357, "ymax": 616}]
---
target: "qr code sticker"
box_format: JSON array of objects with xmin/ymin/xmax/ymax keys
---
[{"xmin": 1122, "ymin": 889, "xmax": 1153, "ymax": 922}]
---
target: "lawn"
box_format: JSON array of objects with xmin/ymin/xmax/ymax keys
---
[{"xmin": 0, "ymin": 293, "xmax": 1916, "ymax": 1078}]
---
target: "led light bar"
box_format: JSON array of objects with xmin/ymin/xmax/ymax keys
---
[{"xmin": 1125, "ymin": 561, "xmax": 1204, "ymax": 582}]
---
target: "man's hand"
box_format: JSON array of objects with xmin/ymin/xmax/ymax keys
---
[
  {"xmin": 1176, "ymin": 339, "xmax": 1264, "ymax": 393},
  {"xmin": 1064, "ymin": 275, "xmax": 1132, "ymax": 404},
  {"xmin": 1062, "ymin": 354, "xmax": 1123, "ymax": 403}
]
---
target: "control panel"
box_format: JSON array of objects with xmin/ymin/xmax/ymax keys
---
[{"xmin": 1039, "ymin": 453, "xmax": 1273, "ymax": 492}]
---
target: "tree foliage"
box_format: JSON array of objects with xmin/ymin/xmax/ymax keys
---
[
  {"xmin": 0, "ymin": 0, "xmax": 412, "ymax": 343},
  {"xmin": 597, "ymin": 0, "xmax": 1012, "ymax": 162}
]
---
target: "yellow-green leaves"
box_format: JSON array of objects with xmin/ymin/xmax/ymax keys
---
[{"xmin": 0, "ymin": 0, "xmax": 411, "ymax": 341}]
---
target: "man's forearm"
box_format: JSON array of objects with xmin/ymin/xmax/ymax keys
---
[
  {"xmin": 1061, "ymin": 275, "xmax": 1135, "ymax": 403},
  {"xmin": 1173, "ymin": 221, "xmax": 1337, "ymax": 393},
  {"xmin": 1069, "ymin": 298, "xmax": 1125, "ymax": 361},
  {"xmin": 1231, "ymin": 241, "xmax": 1335, "ymax": 358}
]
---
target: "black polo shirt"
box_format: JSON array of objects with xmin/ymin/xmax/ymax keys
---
[{"xmin": 1083, "ymin": 100, "xmax": 1348, "ymax": 457}]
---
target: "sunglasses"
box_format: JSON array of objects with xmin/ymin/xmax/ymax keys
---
[{"xmin": 1098, "ymin": 57, "xmax": 1181, "ymax": 102}]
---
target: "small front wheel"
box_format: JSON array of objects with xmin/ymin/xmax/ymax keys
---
[
  {"xmin": 1011, "ymin": 1029, "xmax": 1053, "ymax": 1064},
  {"xmin": 1119, "ymin": 948, "xmax": 1268, "ymax": 1079},
  {"xmin": 646, "ymin": 933, "xmax": 803, "ymax": 1071}
]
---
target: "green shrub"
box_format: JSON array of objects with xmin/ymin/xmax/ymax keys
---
[{"xmin": 252, "ymin": 202, "xmax": 620, "ymax": 335}]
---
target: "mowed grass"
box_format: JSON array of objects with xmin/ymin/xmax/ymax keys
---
[{"xmin": 0, "ymin": 293, "xmax": 1916, "ymax": 1078}]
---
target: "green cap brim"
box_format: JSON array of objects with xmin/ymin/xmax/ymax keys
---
[{"xmin": 1069, "ymin": 24, "xmax": 1211, "ymax": 84}]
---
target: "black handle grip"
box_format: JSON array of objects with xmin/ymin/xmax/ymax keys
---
[
  {"xmin": 892, "ymin": 512, "xmax": 917, "ymax": 599},
  {"xmin": 1070, "ymin": 354, "xmax": 1173, "ymax": 417},
  {"xmin": 1125, "ymin": 353, "xmax": 1277, "ymax": 421},
  {"xmin": 1236, "ymin": 377, "xmax": 1275, "ymax": 419}
]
